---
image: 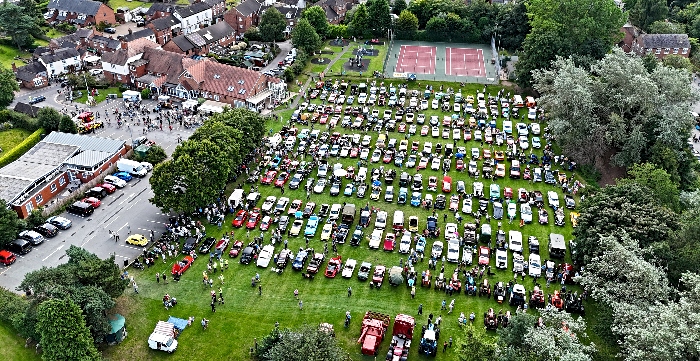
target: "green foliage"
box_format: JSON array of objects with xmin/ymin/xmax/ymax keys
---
[
  {"xmin": 366, "ymin": 0, "xmax": 392, "ymax": 37},
  {"xmin": 95, "ymin": 21, "xmax": 108, "ymax": 32},
  {"xmin": 259, "ymin": 324, "xmax": 349, "ymax": 361},
  {"xmin": 395, "ymin": 10, "xmax": 418, "ymax": 32},
  {"xmin": 496, "ymin": 1, "xmax": 530, "ymax": 51},
  {"xmin": 188, "ymin": 120, "xmax": 242, "ymax": 173},
  {"xmin": 66, "ymin": 73, "xmax": 96, "ymax": 89},
  {"xmin": 25, "ymin": 208, "xmax": 46, "ymax": 228},
  {"xmin": 628, "ymin": 0, "xmax": 669, "ymax": 31},
  {"xmin": 0, "ymin": 67, "xmax": 19, "ymax": 108},
  {"xmin": 36, "ymin": 299, "xmax": 100, "ymax": 361},
  {"xmin": 0, "ymin": 109, "xmax": 40, "ymax": 131},
  {"xmin": 292, "ymin": 18, "xmax": 321, "ymax": 55},
  {"xmin": 0, "ymin": 287, "xmax": 28, "ymax": 326},
  {"xmin": 255, "ymin": 328, "xmax": 282, "ymax": 359},
  {"xmin": 0, "ymin": 199, "xmax": 23, "ymax": 248},
  {"xmin": 347, "ymin": 4, "xmax": 369, "ymax": 38},
  {"xmin": 455, "ymin": 326, "xmax": 496, "ymax": 361},
  {"xmin": 0, "ymin": 3, "xmax": 38, "ymax": 50},
  {"xmin": 58, "ymin": 115, "xmax": 78, "ymax": 134},
  {"xmin": 641, "ymin": 53, "xmax": 659, "ymax": 72},
  {"xmin": 666, "ymin": 209, "xmax": 700, "ymax": 284},
  {"xmin": 618, "ymin": 163, "xmax": 680, "ymax": 211},
  {"xmin": 302, "ymin": 5, "xmax": 329, "ymax": 38},
  {"xmin": 55, "ymin": 22, "xmax": 75, "ymax": 34},
  {"xmin": 392, "ymin": 0, "xmax": 407, "ymax": 15},
  {"xmin": 648, "ymin": 20, "xmax": 686, "ymax": 34},
  {"xmin": 37, "ymin": 107, "xmax": 61, "ymax": 132},
  {"xmin": 259, "ymin": 7, "xmax": 287, "ymax": 42},
  {"xmin": 209, "ymin": 108, "xmax": 266, "ymax": 158},
  {"xmin": 143, "ymin": 144, "xmax": 167, "ymax": 165},
  {"xmin": 662, "ymin": 53, "xmax": 694, "ymax": 71},
  {"xmin": 140, "ymin": 87, "xmax": 151, "ymax": 100},
  {"xmin": 327, "ymin": 24, "xmax": 348, "ymax": 39},
  {"xmin": 0, "ymin": 127, "xmax": 43, "ymax": 169}
]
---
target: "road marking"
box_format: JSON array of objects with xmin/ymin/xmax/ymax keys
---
[
  {"xmin": 42, "ymin": 244, "xmax": 65, "ymax": 262},
  {"xmin": 104, "ymin": 215, "xmax": 120, "ymax": 228},
  {"xmin": 0, "ymin": 265, "xmax": 12, "ymax": 276},
  {"xmin": 117, "ymin": 222, "xmax": 129, "ymax": 232}
]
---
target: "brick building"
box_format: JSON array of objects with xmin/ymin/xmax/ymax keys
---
[
  {"xmin": 224, "ymin": 0, "xmax": 262, "ymax": 37},
  {"xmin": 46, "ymin": 0, "xmax": 116, "ymax": 27}
]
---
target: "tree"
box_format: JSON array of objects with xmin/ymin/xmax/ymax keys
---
[
  {"xmin": 665, "ymin": 209, "xmax": 700, "ymax": 284},
  {"xmin": 347, "ymin": 4, "xmax": 369, "ymax": 38},
  {"xmin": 140, "ymin": 88, "xmax": 151, "ymax": 100},
  {"xmin": 144, "ymin": 145, "xmax": 167, "ymax": 165},
  {"xmin": 395, "ymin": 10, "xmax": 419, "ymax": 33},
  {"xmin": 455, "ymin": 326, "xmax": 496, "ymax": 361},
  {"xmin": 25, "ymin": 208, "xmax": 46, "ymax": 228},
  {"xmin": 628, "ymin": 0, "xmax": 669, "ymax": 31},
  {"xmin": 649, "ymin": 20, "xmax": 686, "ymax": 34},
  {"xmin": 516, "ymin": 0, "xmax": 625, "ymax": 87},
  {"xmin": 662, "ymin": 54, "xmax": 693, "ymax": 71},
  {"xmin": 209, "ymin": 108, "xmax": 265, "ymax": 158},
  {"xmin": 0, "ymin": 67, "xmax": 19, "ymax": 108},
  {"xmin": 0, "ymin": 199, "xmax": 23, "ymax": 249},
  {"xmin": 618, "ymin": 163, "xmax": 680, "ymax": 211},
  {"xmin": 393, "ymin": 0, "xmax": 407, "ymax": 15},
  {"xmin": 37, "ymin": 107, "xmax": 62, "ymax": 132},
  {"xmin": 36, "ymin": 299, "xmax": 100, "ymax": 361},
  {"xmin": 302, "ymin": 5, "xmax": 329, "ymax": 38},
  {"xmin": 58, "ymin": 115, "xmax": 78, "ymax": 134},
  {"xmin": 0, "ymin": 3, "xmax": 37, "ymax": 50},
  {"xmin": 291, "ymin": 18, "xmax": 321, "ymax": 55},
  {"xmin": 189, "ymin": 120, "xmax": 242, "ymax": 173},
  {"xmin": 259, "ymin": 7, "xmax": 287, "ymax": 42},
  {"xmin": 260, "ymin": 324, "xmax": 349, "ymax": 361},
  {"xmin": 425, "ymin": 16, "xmax": 448, "ymax": 40},
  {"xmin": 496, "ymin": 1, "xmax": 530, "ymax": 51},
  {"xmin": 366, "ymin": 0, "xmax": 392, "ymax": 37},
  {"xmin": 327, "ymin": 24, "xmax": 348, "ymax": 39}
]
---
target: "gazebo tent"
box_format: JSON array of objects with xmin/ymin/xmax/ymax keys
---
[{"xmin": 105, "ymin": 314, "xmax": 127, "ymax": 344}]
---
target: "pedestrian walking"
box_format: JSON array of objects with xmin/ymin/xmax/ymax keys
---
[
  {"xmin": 298, "ymin": 300, "xmax": 303, "ymax": 310},
  {"xmin": 294, "ymin": 289, "xmax": 299, "ymax": 298},
  {"xmin": 436, "ymin": 315, "xmax": 442, "ymax": 325},
  {"xmin": 156, "ymin": 272, "xmax": 160, "ymax": 284},
  {"xmin": 247, "ymin": 230, "xmax": 250, "ymax": 238},
  {"xmin": 348, "ymin": 287, "xmax": 352, "ymax": 297},
  {"xmin": 418, "ymin": 304, "xmax": 423, "ymax": 315},
  {"xmin": 259, "ymin": 285, "xmax": 262, "ymax": 295},
  {"xmin": 449, "ymin": 337, "xmax": 453, "ymax": 347},
  {"xmin": 162, "ymin": 273, "xmax": 167, "ymax": 284},
  {"xmin": 449, "ymin": 299, "xmax": 455, "ymax": 314},
  {"xmin": 127, "ymin": 224, "xmax": 131, "ymax": 234},
  {"xmin": 211, "ymin": 300, "xmax": 216, "ymax": 312},
  {"xmin": 150, "ymin": 230, "xmax": 155, "ymax": 240},
  {"xmin": 133, "ymin": 282, "xmax": 139, "ymax": 294},
  {"xmin": 441, "ymin": 299, "xmax": 447, "ymax": 310},
  {"xmin": 115, "ymin": 234, "xmax": 119, "ymax": 243},
  {"xmin": 443, "ymin": 341, "xmax": 448, "ymax": 352}
]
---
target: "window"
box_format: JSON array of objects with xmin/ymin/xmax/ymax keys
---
[
  {"xmin": 683, "ymin": 48, "xmax": 689, "ymax": 54},
  {"xmin": 117, "ymin": 75, "xmax": 122, "ymax": 80},
  {"xmin": 36, "ymin": 194, "xmax": 43, "ymax": 203},
  {"xmin": 50, "ymin": 183, "xmax": 57, "ymax": 193},
  {"xmin": 25, "ymin": 203, "xmax": 33, "ymax": 213},
  {"xmin": 665, "ymin": 48, "xmax": 670, "ymax": 54},
  {"xmin": 655, "ymin": 48, "xmax": 661, "ymax": 55},
  {"xmin": 674, "ymin": 48, "xmax": 679, "ymax": 54},
  {"xmin": 214, "ymin": 95, "xmax": 219, "ymax": 101},
  {"xmin": 59, "ymin": 176, "xmax": 65, "ymax": 185}
]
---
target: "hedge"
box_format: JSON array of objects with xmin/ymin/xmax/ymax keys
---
[{"xmin": 0, "ymin": 128, "xmax": 44, "ymax": 168}]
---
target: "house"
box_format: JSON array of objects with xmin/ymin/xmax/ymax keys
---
[
  {"xmin": 101, "ymin": 38, "xmax": 160, "ymax": 84},
  {"xmin": 13, "ymin": 102, "xmax": 43, "ymax": 117},
  {"xmin": 0, "ymin": 131, "xmax": 127, "ymax": 219},
  {"xmin": 162, "ymin": 21, "xmax": 235, "ymax": 55},
  {"xmin": 173, "ymin": 1, "xmax": 213, "ymax": 34},
  {"xmin": 147, "ymin": 15, "xmax": 182, "ymax": 45},
  {"xmin": 315, "ymin": 0, "xmax": 356, "ymax": 24},
  {"xmin": 38, "ymin": 48, "xmax": 82, "ymax": 78},
  {"xmin": 224, "ymin": 0, "xmax": 262, "ymax": 36},
  {"xmin": 145, "ymin": 2, "xmax": 179, "ymax": 21},
  {"xmin": 49, "ymin": 28, "xmax": 94, "ymax": 51},
  {"xmin": 632, "ymin": 33, "xmax": 691, "ymax": 59},
  {"xmin": 202, "ymin": 0, "xmax": 227, "ymax": 18},
  {"xmin": 85, "ymin": 35, "xmax": 122, "ymax": 55},
  {"xmin": 120, "ymin": 28, "xmax": 158, "ymax": 44},
  {"xmin": 618, "ymin": 24, "xmax": 641, "ymax": 53},
  {"xmin": 13, "ymin": 62, "xmax": 49, "ymax": 89},
  {"xmin": 46, "ymin": 0, "xmax": 116, "ymax": 27}
]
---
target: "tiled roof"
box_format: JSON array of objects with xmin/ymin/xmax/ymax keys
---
[
  {"xmin": 174, "ymin": 1, "xmax": 211, "ymax": 18},
  {"xmin": 639, "ymin": 34, "xmax": 690, "ymax": 49},
  {"xmin": 101, "ymin": 39, "xmax": 158, "ymax": 66},
  {"xmin": 142, "ymin": 47, "xmax": 188, "ymax": 84},
  {"xmin": 121, "ymin": 28, "xmax": 156, "ymax": 43},
  {"xmin": 150, "ymin": 15, "xmax": 180, "ymax": 30},
  {"xmin": 15, "ymin": 62, "xmax": 47, "ymax": 82},
  {"xmin": 47, "ymin": 0, "xmax": 105, "ymax": 15},
  {"xmin": 235, "ymin": 0, "xmax": 262, "ymax": 16},
  {"xmin": 185, "ymin": 59, "xmax": 279, "ymax": 100},
  {"xmin": 39, "ymin": 48, "xmax": 80, "ymax": 64},
  {"xmin": 171, "ymin": 35, "xmax": 196, "ymax": 52},
  {"xmin": 13, "ymin": 103, "xmax": 42, "ymax": 117},
  {"xmin": 169, "ymin": 20, "xmax": 234, "ymax": 50},
  {"xmin": 145, "ymin": 3, "xmax": 178, "ymax": 17},
  {"xmin": 91, "ymin": 35, "xmax": 121, "ymax": 50}
]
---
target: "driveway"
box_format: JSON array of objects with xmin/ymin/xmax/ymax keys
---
[{"xmin": 262, "ymin": 40, "xmax": 293, "ymax": 73}]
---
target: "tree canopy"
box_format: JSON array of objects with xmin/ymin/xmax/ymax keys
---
[
  {"xmin": 366, "ymin": 0, "xmax": 392, "ymax": 37},
  {"xmin": 0, "ymin": 199, "xmax": 23, "ymax": 249},
  {"xmin": 258, "ymin": 7, "xmax": 287, "ymax": 42},
  {"xmin": 37, "ymin": 299, "xmax": 100, "ymax": 361},
  {"xmin": 0, "ymin": 3, "xmax": 37, "ymax": 50},
  {"xmin": 302, "ymin": 5, "xmax": 329, "ymax": 38},
  {"xmin": 0, "ymin": 67, "xmax": 20, "ymax": 108},
  {"xmin": 347, "ymin": 4, "xmax": 369, "ymax": 38},
  {"xmin": 292, "ymin": 18, "xmax": 321, "ymax": 55},
  {"xmin": 628, "ymin": 0, "xmax": 669, "ymax": 31},
  {"xmin": 392, "ymin": 0, "xmax": 407, "ymax": 15},
  {"xmin": 256, "ymin": 324, "xmax": 349, "ymax": 361},
  {"xmin": 395, "ymin": 9, "xmax": 419, "ymax": 33}
]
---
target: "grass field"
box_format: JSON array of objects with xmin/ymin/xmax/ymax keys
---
[
  {"xmin": 329, "ymin": 44, "xmax": 389, "ymax": 76},
  {"xmin": 0, "ymin": 129, "xmax": 32, "ymax": 155},
  {"xmin": 96, "ymin": 77, "xmax": 592, "ymax": 361},
  {"xmin": 0, "ymin": 43, "xmax": 30, "ymax": 69},
  {"xmin": 108, "ymin": 0, "xmax": 152, "ymax": 10},
  {"xmin": 0, "ymin": 322, "xmax": 39, "ymax": 361},
  {"xmin": 74, "ymin": 87, "xmax": 122, "ymax": 105}
]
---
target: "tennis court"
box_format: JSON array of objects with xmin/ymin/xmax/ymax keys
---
[
  {"xmin": 395, "ymin": 45, "xmax": 437, "ymax": 75},
  {"xmin": 446, "ymin": 47, "xmax": 485, "ymax": 77}
]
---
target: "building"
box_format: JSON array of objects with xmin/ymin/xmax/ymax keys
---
[
  {"xmin": 46, "ymin": 0, "xmax": 116, "ymax": 27},
  {"xmin": 147, "ymin": 15, "xmax": 182, "ymax": 45},
  {"xmin": 202, "ymin": 0, "xmax": 227, "ymax": 18},
  {"xmin": 224, "ymin": 0, "xmax": 262, "ymax": 36},
  {"xmin": 49, "ymin": 28, "xmax": 94, "ymax": 51},
  {"xmin": 0, "ymin": 132, "xmax": 127, "ymax": 219},
  {"xmin": 145, "ymin": 2, "xmax": 179, "ymax": 21},
  {"xmin": 13, "ymin": 62, "xmax": 49, "ymax": 89},
  {"xmin": 120, "ymin": 28, "xmax": 157, "ymax": 44},
  {"xmin": 101, "ymin": 38, "xmax": 160, "ymax": 84},
  {"xmin": 315, "ymin": 0, "xmax": 356, "ymax": 24},
  {"xmin": 13, "ymin": 102, "xmax": 42, "ymax": 117},
  {"xmin": 38, "ymin": 48, "xmax": 82, "ymax": 78},
  {"xmin": 86, "ymin": 34, "xmax": 122, "ymax": 55},
  {"xmin": 632, "ymin": 33, "xmax": 691, "ymax": 59},
  {"xmin": 173, "ymin": 1, "xmax": 213, "ymax": 34},
  {"xmin": 162, "ymin": 21, "xmax": 235, "ymax": 55}
]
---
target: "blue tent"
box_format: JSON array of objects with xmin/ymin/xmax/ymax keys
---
[
  {"xmin": 167, "ymin": 316, "xmax": 189, "ymax": 332},
  {"xmin": 105, "ymin": 314, "xmax": 126, "ymax": 344}
]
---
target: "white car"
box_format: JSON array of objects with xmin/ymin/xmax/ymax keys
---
[
  {"xmin": 360, "ymin": 148, "xmax": 370, "ymax": 160},
  {"xmin": 329, "ymin": 204, "xmax": 342, "ymax": 221},
  {"xmin": 452, "ymin": 128, "xmax": 461, "ymax": 140},
  {"xmin": 509, "ymin": 230, "xmax": 523, "ymax": 253},
  {"xmin": 547, "ymin": 191, "xmax": 560, "ymax": 208},
  {"xmin": 495, "ymin": 248, "xmax": 508, "ymax": 269},
  {"xmin": 406, "ymin": 155, "xmax": 417, "ymax": 168},
  {"xmin": 375, "ymin": 211, "xmax": 388, "ymax": 229},
  {"xmin": 519, "ymin": 135, "xmax": 529, "ymax": 149},
  {"xmin": 503, "ymin": 121, "xmax": 513, "ymax": 134},
  {"xmin": 528, "ymin": 107, "xmax": 537, "ymax": 120},
  {"xmin": 453, "ymin": 103, "xmax": 461, "ymax": 112},
  {"xmin": 507, "ymin": 202, "xmax": 517, "ymax": 220},
  {"xmin": 314, "ymin": 179, "xmax": 327, "ymax": 194},
  {"xmin": 531, "ymin": 123, "xmax": 541, "ymax": 135},
  {"xmin": 321, "ymin": 223, "xmax": 333, "ymax": 241},
  {"xmin": 431, "ymin": 126, "xmax": 440, "ymax": 137},
  {"xmin": 369, "ymin": 229, "xmax": 383, "ymax": 249},
  {"xmin": 399, "ymin": 233, "xmax": 412, "ymax": 253},
  {"xmin": 257, "ymin": 245, "xmax": 275, "ymax": 267},
  {"xmin": 371, "ymin": 149, "xmax": 382, "ymax": 163},
  {"xmin": 431, "ymin": 241, "xmax": 444, "ymax": 258},
  {"xmin": 516, "ymin": 122, "xmax": 529, "ymax": 136},
  {"xmin": 430, "ymin": 157, "xmax": 441, "ymax": 171},
  {"xmin": 520, "ymin": 203, "xmax": 533, "ymax": 223},
  {"xmin": 342, "ymin": 259, "xmax": 357, "ymax": 278},
  {"xmin": 528, "ymin": 254, "xmax": 542, "ymax": 277},
  {"xmin": 462, "ymin": 246, "xmax": 473, "ymax": 265},
  {"xmin": 261, "ymin": 196, "xmax": 277, "ymax": 213},
  {"xmin": 358, "ymin": 93, "xmax": 367, "ymax": 104},
  {"xmin": 362, "ymin": 135, "xmax": 372, "ymax": 147},
  {"xmin": 462, "ymin": 198, "xmax": 472, "ymax": 213},
  {"xmin": 431, "ymin": 99, "xmax": 439, "ymax": 109},
  {"xmin": 421, "ymin": 100, "xmax": 429, "ymax": 110},
  {"xmin": 104, "ymin": 175, "xmax": 126, "ymax": 188},
  {"xmin": 446, "ymin": 238, "xmax": 460, "ymax": 263},
  {"xmin": 445, "ymin": 223, "xmax": 458, "ymax": 240}
]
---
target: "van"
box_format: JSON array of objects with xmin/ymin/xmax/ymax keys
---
[
  {"xmin": 549, "ymin": 233, "xmax": 566, "ymax": 259},
  {"xmin": 342, "ymin": 204, "xmax": 356, "ymax": 225},
  {"xmin": 117, "ymin": 159, "xmax": 147, "ymax": 177},
  {"xmin": 392, "ymin": 210, "xmax": 404, "ymax": 231},
  {"xmin": 228, "ymin": 189, "xmax": 244, "ymax": 208},
  {"xmin": 508, "ymin": 230, "xmax": 523, "ymax": 253},
  {"xmin": 148, "ymin": 321, "xmax": 178, "ymax": 353},
  {"xmin": 510, "ymin": 160, "xmax": 521, "ymax": 178},
  {"xmin": 246, "ymin": 192, "xmax": 261, "ymax": 208},
  {"xmin": 267, "ymin": 133, "xmax": 282, "ymax": 148},
  {"xmin": 355, "ymin": 167, "xmax": 368, "ymax": 182},
  {"xmin": 67, "ymin": 201, "xmax": 95, "ymax": 217},
  {"xmin": 512, "ymin": 95, "xmax": 524, "ymax": 108},
  {"xmin": 8, "ymin": 239, "xmax": 32, "ymax": 255}
]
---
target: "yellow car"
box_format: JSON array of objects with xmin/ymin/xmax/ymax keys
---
[
  {"xmin": 570, "ymin": 212, "xmax": 580, "ymax": 228},
  {"xmin": 125, "ymin": 234, "xmax": 149, "ymax": 246},
  {"xmin": 320, "ymin": 223, "xmax": 333, "ymax": 241}
]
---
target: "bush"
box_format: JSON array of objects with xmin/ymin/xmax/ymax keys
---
[
  {"xmin": 0, "ymin": 110, "xmax": 40, "ymax": 131},
  {"xmin": 0, "ymin": 288, "xmax": 28, "ymax": 326},
  {"xmin": 0, "ymin": 128, "xmax": 44, "ymax": 168},
  {"xmin": 25, "ymin": 208, "xmax": 47, "ymax": 228},
  {"xmin": 134, "ymin": 145, "xmax": 167, "ymax": 165}
]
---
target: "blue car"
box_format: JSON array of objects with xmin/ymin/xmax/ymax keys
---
[
  {"xmin": 415, "ymin": 237, "xmax": 426, "ymax": 253},
  {"xmin": 410, "ymin": 192, "xmax": 422, "ymax": 207},
  {"xmin": 344, "ymin": 183, "xmax": 355, "ymax": 196},
  {"xmin": 292, "ymin": 250, "xmax": 308, "ymax": 270},
  {"xmin": 113, "ymin": 171, "xmax": 133, "ymax": 182},
  {"xmin": 304, "ymin": 215, "xmax": 319, "ymax": 237},
  {"xmin": 398, "ymin": 188, "xmax": 408, "ymax": 205}
]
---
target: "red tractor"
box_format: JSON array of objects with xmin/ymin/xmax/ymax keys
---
[
  {"xmin": 358, "ymin": 311, "xmax": 391, "ymax": 356},
  {"xmin": 386, "ymin": 314, "xmax": 415, "ymax": 361}
]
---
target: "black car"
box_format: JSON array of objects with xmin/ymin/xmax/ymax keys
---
[
  {"xmin": 198, "ymin": 237, "xmax": 216, "ymax": 254},
  {"xmin": 34, "ymin": 223, "xmax": 59, "ymax": 238},
  {"xmin": 85, "ymin": 187, "xmax": 108, "ymax": 199},
  {"xmin": 46, "ymin": 216, "xmax": 72, "ymax": 230},
  {"xmin": 7, "ymin": 239, "xmax": 32, "ymax": 255},
  {"xmin": 67, "ymin": 201, "xmax": 94, "ymax": 217},
  {"xmin": 182, "ymin": 237, "xmax": 198, "ymax": 253},
  {"xmin": 334, "ymin": 224, "xmax": 349, "ymax": 244},
  {"xmin": 435, "ymin": 195, "xmax": 446, "ymax": 210},
  {"xmin": 104, "ymin": 27, "xmax": 117, "ymax": 34},
  {"xmin": 240, "ymin": 246, "xmax": 257, "ymax": 264},
  {"xmin": 350, "ymin": 226, "xmax": 364, "ymax": 246}
]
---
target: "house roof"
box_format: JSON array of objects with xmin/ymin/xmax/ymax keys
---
[
  {"xmin": 183, "ymin": 59, "xmax": 280, "ymax": 100},
  {"xmin": 145, "ymin": 3, "xmax": 178, "ymax": 17},
  {"xmin": 101, "ymin": 38, "xmax": 158, "ymax": 66},
  {"xmin": 43, "ymin": 131, "xmax": 126, "ymax": 154},
  {"xmin": 174, "ymin": 1, "xmax": 211, "ymax": 18},
  {"xmin": 150, "ymin": 15, "xmax": 180, "ymax": 31},
  {"xmin": 203, "ymin": 0, "xmax": 225, "ymax": 7},
  {"xmin": 13, "ymin": 102, "xmax": 42, "ymax": 117},
  {"xmin": 142, "ymin": 47, "xmax": 189, "ymax": 84},
  {"xmin": 91, "ymin": 35, "xmax": 122, "ymax": 50},
  {"xmin": 638, "ymin": 34, "xmax": 690, "ymax": 49},
  {"xmin": 171, "ymin": 35, "xmax": 196, "ymax": 52},
  {"xmin": 235, "ymin": 0, "xmax": 262, "ymax": 17},
  {"xmin": 39, "ymin": 48, "xmax": 80, "ymax": 64},
  {"xmin": 121, "ymin": 28, "xmax": 156, "ymax": 43},
  {"xmin": 168, "ymin": 21, "xmax": 234, "ymax": 51},
  {"xmin": 47, "ymin": 0, "xmax": 106, "ymax": 15},
  {"xmin": 15, "ymin": 62, "xmax": 47, "ymax": 82}
]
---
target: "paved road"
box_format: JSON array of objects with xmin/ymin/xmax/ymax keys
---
[{"xmin": 262, "ymin": 40, "xmax": 293, "ymax": 73}]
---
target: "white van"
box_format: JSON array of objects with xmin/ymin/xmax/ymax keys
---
[
  {"xmin": 508, "ymin": 230, "xmax": 523, "ymax": 253},
  {"xmin": 267, "ymin": 133, "xmax": 282, "ymax": 148},
  {"xmin": 392, "ymin": 210, "xmax": 404, "ymax": 232},
  {"xmin": 148, "ymin": 321, "xmax": 178, "ymax": 352},
  {"xmin": 355, "ymin": 167, "xmax": 368, "ymax": 182},
  {"xmin": 369, "ymin": 229, "xmax": 383, "ymax": 249},
  {"xmin": 512, "ymin": 95, "xmax": 524, "ymax": 108}
]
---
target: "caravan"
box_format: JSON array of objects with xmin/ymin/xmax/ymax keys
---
[{"xmin": 228, "ymin": 189, "xmax": 244, "ymax": 208}]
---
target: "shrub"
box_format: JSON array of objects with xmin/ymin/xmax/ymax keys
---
[
  {"xmin": 0, "ymin": 109, "xmax": 40, "ymax": 131},
  {"xmin": 0, "ymin": 128, "xmax": 44, "ymax": 168}
]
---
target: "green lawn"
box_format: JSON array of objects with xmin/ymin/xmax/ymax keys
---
[
  {"xmin": 307, "ymin": 57, "xmax": 333, "ymax": 74},
  {"xmin": 0, "ymin": 128, "xmax": 32, "ymax": 155},
  {"xmin": 74, "ymin": 87, "xmax": 122, "ymax": 105},
  {"xmin": 44, "ymin": 28, "xmax": 66, "ymax": 39},
  {"xmin": 0, "ymin": 322, "xmax": 40, "ymax": 361},
  {"xmin": 329, "ymin": 43, "xmax": 389, "ymax": 76},
  {"xmin": 108, "ymin": 0, "xmax": 152, "ymax": 10},
  {"xmin": 0, "ymin": 43, "xmax": 30, "ymax": 69},
  {"xmin": 100, "ymin": 77, "xmax": 590, "ymax": 361}
]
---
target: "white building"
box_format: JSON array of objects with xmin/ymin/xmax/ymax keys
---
[
  {"xmin": 173, "ymin": 1, "xmax": 213, "ymax": 35},
  {"xmin": 38, "ymin": 48, "xmax": 81, "ymax": 78}
]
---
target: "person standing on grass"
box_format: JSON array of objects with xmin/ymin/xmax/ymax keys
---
[
  {"xmin": 156, "ymin": 272, "xmax": 160, "ymax": 284},
  {"xmin": 259, "ymin": 285, "xmax": 262, "ymax": 295},
  {"xmin": 299, "ymin": 300, "xmax": 303, "ymax": 310},
  {"xmin": 211, "ymin": 300, "xmax": 216, "ymax": 312}
]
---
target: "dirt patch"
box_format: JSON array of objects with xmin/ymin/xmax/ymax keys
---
[
  {"xmin": 343, "ymin": 59, "xmax": 371, "ymax": 71},
  {"xmin": 329, "ymin": 39, "xmax": 350, "ymax": 47},
  {"xmin": 319, "ymin": 50, "xmax": 334, "ymax": 55},
  {"xmin": 595, "ymin": 152, "xmax": 626, "ymax": 187},
  {"xmin": 310, "ymin": 57, "xmax": 331, "ymax": 64},
  {"xmin": 352, "ymin": 49, "xmax": 379, "ymax": 56}
]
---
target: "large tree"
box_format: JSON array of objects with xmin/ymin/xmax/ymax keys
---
[
  {"xmin": 0, "ymin": 67, "xmax": 19, "ymax": 108},
  {"xmin": 0, "ymin": 3, "xmax": 37, "ymax": 50},
  {"xmin": 208, "ymin": 108, "xmax": 266, "ymax": 158},
  {"xmin": 455, "ymin": 326, "xmax": 496, "ymax": 361},
  {"xmin": 302, "ymin": 5, "xmax": 329, "ymax": 38},
  {"xmin": 0, "ymin": 199, "xmax": 23, "ymax": 249},
  {"xmin": 37, "ymin": 299, "xmax": 100, "ymax": 361},
  {"xmin": 37, "ymin": 107, "xmax": 62, "ymax": 132},
  {"xmin": 532, "ymin": 50, "xmax": 697, "ymax": 173},
  {"xmin": 347, "ymin": 4, "xmax": 369, "ymax": 38},
  {"xmin": 516, "ymin": 0, "xmax": 625, "ymax": 87},
  {"xmin": 258, "ymin": 324, "xmax": 349, "ymax": 361},
  {"xmin": 617, "ymin": 163, "xmax": 680, "ymax": 211},
  {"xmin": 495, "ymin": 1, "xmax": 530, "ymax": 51},
  {"xmin": 188, "ymin": 120, "xmax": 242, "ymax": 173},
  {"xmin": 395, "ymin": 10, "xmax": 419, "ymax": 33},
  {"xmin": 628, "ymin": 0, "xmax": 669, "ymax": 32},
  {"xmin": 392, "ymin": 0, "xmax": 407, "ymax": 15},
  {"xmin": 291, "ymin": 18, "xmax": 321, "ymax": 55},
  {"xmin": 366, "ymin": 0, "xmax": 392, "ymax": 37},
  {"xmin": 258, "ymin": 7, "xmax": 287, "ymax": 42}
]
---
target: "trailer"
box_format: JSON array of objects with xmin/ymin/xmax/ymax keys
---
[
  {"xmin": 385, "ymin": 314, "xmax": 415, "ymax": 361},
  {"xmin": 358, "ymin": 311, "xmax": 391, "ymax": 356}
]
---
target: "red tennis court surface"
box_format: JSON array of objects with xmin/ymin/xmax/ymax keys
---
[
  {"xmin": 446, "ymin": 47, "xmax": 485, "ymax": 77},
  {"xmin": 396, "ymin": 45, "xmax": 436, "ymax": 75}
]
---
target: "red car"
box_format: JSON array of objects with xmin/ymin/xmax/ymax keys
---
[
  {"xmin": 383, "ymin": 151, "xmax": 393, "ymax": 163},
  {"xmin": 478, "ymin": 246, "xmax": 490, "ymax": 265},
  {"xmin": 383, "ymin": 233, "xmax": 396, "ymax": 252},
  {"xmin": 228, "ymin": 240, "xmax": 244, "ymax": 257},
  {"xmin": 215, "ymin": 238, "xmax": 230, "ymax": 252},
  {"xmin": 261, "ymin": 170, "xmax": 278, "ymax": 185},
  {"xmin": 274, "ymin": 172, "xmax": 290, "ymax": 187},
  {"xmin": 232, "ymin": 210, "xmax": 248, "ymax": 227},
  {"xmin": 82, "ymin": 197, "xmax": 101, "ymax": 208},
  {"xmin": 350, "ymin": 147, "xmax": 359, "ymax": 158},
  {"xmin": 171, "ymin": 255, "xmax": 194, "ymax": 276},
  {"xmin": 246, "ymin": 208, "xmax": 262, "ymax": 229},
  {"xmin": 442, "ymin": 176, "xmax": 452, "ymax": 193},
  {"xmin": 260, "ymin": 216, "xmax": 272, "ymax": 231},
  {"xmin": 288, "ymin": 200, "xmax": 302, "ymax": 215},
  {"xmin": 456, "ymin": 159, "xmax": 464, "ymax": 171},
  {"xmin": 324, "ymin": 255, "xmax": 342, "ymax": 278},
  {"xmin": 397, "ymin": 123, "xmax": 406, "ymax": 133},
  {"xmin": 97, "ymin": 183, "xmax": 116, "ymax": 194},
  {"xmin": 464, "ymin": 129, "xmax": 472, "ymax": 141},
  {"xmin": 319, "ymin": 114, "xmax": 328, "ymax": 124}
]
